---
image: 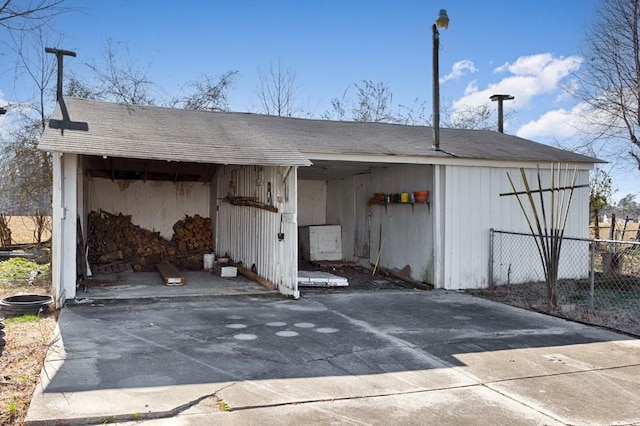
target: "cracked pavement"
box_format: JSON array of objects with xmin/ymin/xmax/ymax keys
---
[{"xmin": 25, "ymin": 290, "xmax": 640, "ymax": 425}]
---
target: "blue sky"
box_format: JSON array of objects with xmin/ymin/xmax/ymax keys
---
[{"xmin": 2, "ymin": 0, "xmax": 636, "ymax": 200}]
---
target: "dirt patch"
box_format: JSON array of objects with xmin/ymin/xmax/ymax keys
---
[
  {"xmin": 468, "ymin": 279, "xmax": 640, "ymax": 337},
  {"xmin": 0, "ymin": 311, "xmax": 56, "ymax": 426},
  {"xmin": 0, "ymin": 266, "xmax": 56, "ymax": 426},
  {"xmin": 298, "ymin": 261, "xmax": 424, "ymax": 292}
]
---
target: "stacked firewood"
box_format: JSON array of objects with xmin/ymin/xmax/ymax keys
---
[
  {"xmin": 87, "ymin": 210, "xmax": 213, "ymax": 271},
  {"xmin": 171, "ymin": 214, "xmax": 213, "ymax": 253}
]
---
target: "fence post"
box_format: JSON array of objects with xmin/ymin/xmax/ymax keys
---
[
  {"xmin": 489, "ymin": 228, "xmax": 494, "ymax": 288},
  {"xmin": 590, "ymin": 241, "xmax": 595, "ymax": 310}
]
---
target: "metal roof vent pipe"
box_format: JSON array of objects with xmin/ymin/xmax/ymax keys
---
[{"xmin": 490, "ymin": 94, "xmax": 514, "ymax": 133}]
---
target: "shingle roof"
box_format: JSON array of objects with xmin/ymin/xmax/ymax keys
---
[
  {"xmin": 39, "ymin": 97, "xmax": 601, "ymax": 166},
  {"xmin": 39, "ymin": 97, "xmax": 312, "ymax": 166}
]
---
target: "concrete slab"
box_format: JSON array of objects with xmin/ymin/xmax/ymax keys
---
[
  {"xmin": 76, "ymin": 270, "xmax": 274, "ymax": 301},
  {"xmin": 25, "ymin": 290, "xmax": 640, "ymax": 425}
]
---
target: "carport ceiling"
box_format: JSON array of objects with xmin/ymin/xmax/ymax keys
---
[
  {"xmin": 84, "ymin": 156, "xmax": 217, "ymax": 182},
  {"xmin": 84, "ymin": 156, "xmax": 396, "ymax": 182},
  {"xmin": 298, "ymin": 160, "xmax": 393, "ymax": 181}
]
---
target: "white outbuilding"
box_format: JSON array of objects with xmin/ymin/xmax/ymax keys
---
[{"xmin": 39, "ymin": 97, "xmax": 601, "ymax": 305}]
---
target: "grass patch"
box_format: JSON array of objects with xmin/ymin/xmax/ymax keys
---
[
  {"xmin": 5, "ymin": 314, "xmax": 40, "ymax": 324},
  {"xmin": 216, "ymin": 398, "xmax": 233, "ymax": 412},
  {"xmin": 0, "ymin": 258, "xmax": 50, "ymax": 282},
  {"xmin": 4, "ymin": 400, "xmax": 19, "ymax": 415}
]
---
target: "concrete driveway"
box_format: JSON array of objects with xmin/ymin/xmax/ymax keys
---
[{"xmin": 25, "ymin": 290, "xmax": 640, "ymax": 425}]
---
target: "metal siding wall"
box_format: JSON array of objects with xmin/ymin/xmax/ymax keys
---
[
  {"xmin": 444, "ymin": 166, "xmax": 491, "ymax": 288},
  {"xmin": 326, "ymin": 175, "xmax": 360, "ymax": 266},
  {"xmin": 216, "ymin": 165, "xmax": 298, "ymax": 297},
  {"xmin": 62, "ymin": 154, "xmax": 78, "ymax": 300},
  {"xmin": 443, "ymin": 165, "xmax": 591, "ymax": 290},
  {"xmin": 298, "ymin": 180, "xmax": 327, "ymax": 226},
  {"xmin": 324, "ymin": 165, "xmax": 434, "ymax": 281}
]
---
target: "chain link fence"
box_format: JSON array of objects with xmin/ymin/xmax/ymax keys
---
[{"xmin": 474, "ymin": 229, "xmax": 640, "ymax": 336}]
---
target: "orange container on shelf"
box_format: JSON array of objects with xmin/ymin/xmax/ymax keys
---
[{"xmin": 414, "ymin": 191, "xmax": 429, "ymax": 203}]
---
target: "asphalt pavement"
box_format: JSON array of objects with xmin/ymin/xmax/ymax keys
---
[{"xmin": 25, "ymin": 289, "xmax": 640, "ymax": 425}]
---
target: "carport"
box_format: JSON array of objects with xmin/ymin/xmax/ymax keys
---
[{"xmin": 39, "ymin": 97, "xmax": 311, "ymax": 306}]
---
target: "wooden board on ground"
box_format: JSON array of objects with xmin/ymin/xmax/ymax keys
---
[
  {"xmin": 93, "ymin": 263, "xmax": 133, "ymax": 275},
  {"xmin": 156, "ymin": 263, "xmax": 186, "ymax": 286},
  {"xmin": 310, "ymin": 260, "xmax": 357, "ymax": 268},
  {"xmin": 234, "ymin": 264, "xmax": 275, "ymax": 291},
  {"xmin": 78, "ymin": 278, "xmax": 125, "ymax": 287}
]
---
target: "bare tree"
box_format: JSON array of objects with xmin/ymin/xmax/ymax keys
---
[
  {"xmin": 322, "ymin": 87, "xmax": 349, "ymax": 121},
  {"xmin": 576, "ymin": 0, "xmax": 640, "ymax": 172},
  {"xmin": 67, "ymin": 39, "xmax": 158, "ymax": 105},
  {"xmin": 8, "ymin": 28, "xmax": 58, "ymax": 130},
  {"xmin": 0, "ymin": 0, "xmax": 66, "ymax": 32},
  {"xmin": 172, "ymin": 71, "xmax": 238, "ymax": 111},
  {"xmin": 323, "ymin": 80, "xmax": 397, "ymax": 123},
  {"xmin": 0, "ymin": 214, "xmax": 11, "ymax": 246},
  {"xmin": 0, "ymin": 29, "xmax": 56, "ymax": 213},
  {"xmin": 397, "ymin": 98, "xmax": 429, "ymax": 126},
  {"xmin": 443, "ymin": 103, "xmax": 497, "ymax": 130},
  {"xmin": 31, "ymin": 209, "xmax": 51, "ymax": 243},
  {"xmin": 256, "ymin": 60, "xmax": 299, "ymax": 117},
  {"xmin": 590, "ymin": 167, "xmax": 613, "ymax": 239},
  {"xmin": 68, "ymin": 40, "xmax": 238, "ymax": 112},
  {"xmin": 1, "ymin": 117, "xmax": 53, "ymax": 212},
  {"xmin": 325, "ymin": 81, "xmax": 503, "ymax": 129}
]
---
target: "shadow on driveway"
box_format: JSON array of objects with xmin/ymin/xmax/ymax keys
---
[{"xmin": 26, "ymin": 290, "xmax": 640, "ymax": 425}]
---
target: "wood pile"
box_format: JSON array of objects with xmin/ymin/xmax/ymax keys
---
[
  {"xmin": 171, "ymin": 214, "xmax": 213, "ymax": 253},
  {"xmin": 87, "ymin": 210, "xmax": 213, "ymax": 272}
]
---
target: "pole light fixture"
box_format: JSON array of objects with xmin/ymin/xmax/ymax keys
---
[{"xmin": 432, "ymin": 9, "xmax": 449, "ymax": 150}]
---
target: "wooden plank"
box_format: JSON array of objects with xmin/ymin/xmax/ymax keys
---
[
  {"xmin": 234, "ymin": 264, "xmax": 275, "ymax": 291},
  {"xmin": 310, "ymin": 260, "xmax": 357, "ymax": 268},
  {"xmin": 499, "ymin": 183, "xmax": 589, "ymax": 197},
  {"xmin": 93, "ymin": 262, "xmax": 133, "ymax": 275},
  {"xmin": 156, "ymin": 263, "xmax": 186, "ymax": 286}
]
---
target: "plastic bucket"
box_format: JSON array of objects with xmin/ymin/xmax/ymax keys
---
[{"xmin": 203, "ymin": 253, "xmax": 215, "ymax": 270}]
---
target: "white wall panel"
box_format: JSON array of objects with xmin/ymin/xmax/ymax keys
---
[
  {"xmin": 88, "ymin": 178, "xmax": 210, "ymax": 239},
  {"xmin": 325, "ymin": 165, "xmax": 434, "ymax": 282},
  {"xmin": 216, "ymin": 165, "xmax": 298, "ymax": 297},
  {"xmin": 298, "ymin": 180, "xmax": 327, "ymax": 226},
  {"xmin": 443, "ymin": 164, "xmax": 591, "ymax": 290}
]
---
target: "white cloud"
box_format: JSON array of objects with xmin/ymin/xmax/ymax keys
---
[
  {"xmin": 453, "ymin": 53, "xmax": 583, "ymax": 111},
  {"xmin": 440, "ymin": 59, "xmax": 478, "ymax": 84},
  {"xmin": 516, "ymin": 104, "xmax": 587, "ymax": 140}
]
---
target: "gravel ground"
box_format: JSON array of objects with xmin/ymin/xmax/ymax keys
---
[{"xmin": 468, "ymin": 280, "xmax": 640, "ymax": 337}]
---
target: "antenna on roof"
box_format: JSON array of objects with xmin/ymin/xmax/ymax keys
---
[
  {"xmin": 490, "ymin": 94, "xmax": 514, "ymax": 133},
  {"xmin": 45, "ymin": 47, "xmax": 76, "ymax": 101}
]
